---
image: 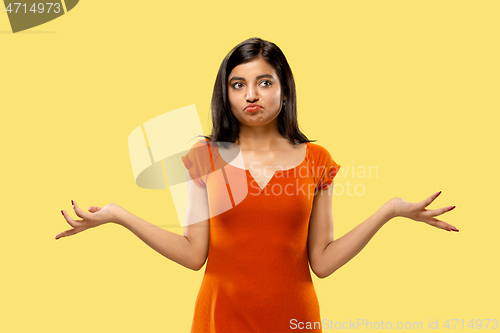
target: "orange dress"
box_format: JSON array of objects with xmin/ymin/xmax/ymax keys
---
[{"xmin": 181, "ymin": 139, "xmax": 341, "ymax": 333}]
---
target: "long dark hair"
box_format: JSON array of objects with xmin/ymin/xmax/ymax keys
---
[{"xmin": 196, "ymin": 37, "xmax": 315, "ymax": 146}]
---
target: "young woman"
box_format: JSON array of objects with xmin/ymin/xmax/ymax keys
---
[{"xmin": 57, "ymin": 37, "xmax": 458, "ymax": 333}]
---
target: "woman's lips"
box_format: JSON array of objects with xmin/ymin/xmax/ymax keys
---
[{"xmin": 245, "ymin": 106, "xmax": 262, "ymax": 112}]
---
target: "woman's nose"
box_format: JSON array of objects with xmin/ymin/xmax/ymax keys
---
[{"xmin": 245, "ymin": 84, "xmax": 259, "ymax": 102}]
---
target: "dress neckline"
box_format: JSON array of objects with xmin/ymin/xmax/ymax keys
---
[{"xmin": 217, "ymin": 142, "xmax": 310, "ymax": 191}]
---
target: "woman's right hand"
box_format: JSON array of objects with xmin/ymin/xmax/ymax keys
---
[{"xmin": 56, "ymin": 201, "xmax": 117, "ymax": 240}]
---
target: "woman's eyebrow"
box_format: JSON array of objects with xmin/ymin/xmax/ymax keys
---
[{"xmin": 228, "ymin": 74, "xmax": 275, "ymax": 83}]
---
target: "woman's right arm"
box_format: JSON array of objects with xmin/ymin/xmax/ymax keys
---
[
  {"xmin": 57, "ymin": 171, "xmax": 210, "ymax": 271},
  {"xmin": 114, "ymin": 204, "xmax": 209, "ymax": 271}
]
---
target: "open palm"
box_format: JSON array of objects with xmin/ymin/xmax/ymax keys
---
[
  {"xmin": 391, "ymin": 191, "xmax": 458, "ymax": 231},
  {"xmin": 56, "ymin": 201, "xmax": 115, "ymax": 240}
]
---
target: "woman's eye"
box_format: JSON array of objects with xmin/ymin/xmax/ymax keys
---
[
  {"xmin": 261, "ymin": 80, "xmax": 272, "ymax": 87},
  {"xmin": 233, "ymin": 82, "xmax": 243, "ymax": 89}
]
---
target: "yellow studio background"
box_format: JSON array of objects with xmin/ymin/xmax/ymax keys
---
[{"xmin": 1, "ymin": 1, "xmax": 498, "ymax": 332}]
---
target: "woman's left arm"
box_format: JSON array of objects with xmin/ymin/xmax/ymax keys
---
[{"xmin": 308, "ymin": 187, "xmax": 458, "ymax": 279}]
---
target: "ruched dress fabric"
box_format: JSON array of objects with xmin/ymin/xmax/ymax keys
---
[{"xmin": 181, "ymin": 139, "xmax": 341, "ymax": 333}]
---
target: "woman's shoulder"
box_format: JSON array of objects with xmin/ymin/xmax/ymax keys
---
[
  {"xmin": 183, "ymin": 137, "xmax": 215, "ymax": 163},
  {"xmin": 306, "ymin": 141, "xmax": 340, "ymax": 167},
  {"xmin": 306, "ymin": 141, "xmax": 331, "ymax": 155}
]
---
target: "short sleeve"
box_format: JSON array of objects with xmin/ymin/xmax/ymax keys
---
[
  {"xmin": 314, "ymin": 145, "xmax": 341, "ymax": 192},
  {"xmin": 181, "ymin": 140, "xmax": 213, "ymax": 188}
]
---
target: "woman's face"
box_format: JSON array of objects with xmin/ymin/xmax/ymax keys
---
[{"xmin": 227, "ymin": 57, "xmax": 284, "ymax": 129}]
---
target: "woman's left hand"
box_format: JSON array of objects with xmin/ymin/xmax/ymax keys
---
[{"xmin": 389, "ymin": 191, "xmax": 459, "ymax": 232}]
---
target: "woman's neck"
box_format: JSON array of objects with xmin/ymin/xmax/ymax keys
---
[{"xmin": 236, "ymin": 133, "xmax": 292, "ymax": 151}]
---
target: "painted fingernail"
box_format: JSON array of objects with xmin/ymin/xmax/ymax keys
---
[
  {"xmin": 447, "ymin": 206, "xmax": 456, "ymax": 211},
  {"xmin": 451, "ymin": 228, "xmax": 459, "ymax": 232},
  {"xmin": 436, "ymin": 191, "xmax": 442, "ymax": 197},
  {"xmin": 71, "ymin": 200, "xmax": 75, "ymax": 209},
  {"xmin": 61, "ymin": 210, "xmax": 64, "ymax": 216}
]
